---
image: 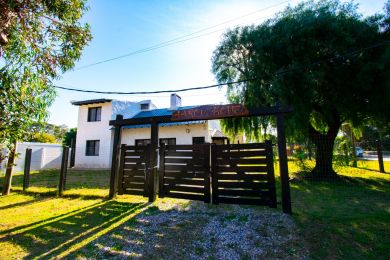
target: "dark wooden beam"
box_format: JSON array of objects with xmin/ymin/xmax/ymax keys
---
[
  {"xmin": 59, "ymin": 146, "xmax": 69, "ymax": 197},
  {"xmin": 109, "ymin": 114, "xmax": 123, "ymax": 199},
  {"xmin": 23, "ymin": 148, "xmax": 32, "ymax": 191},
  {"xmin": 148, "ymin": 121, "xmax": 159, "ymax": 202},
  {"xmin": 276, "ymin": 114, "xmax": 292, "ymax": 214},
  {"xmin": 109, "ymin": 105, "xmax": 293, "ymax": 127},
  {"xmin": 70, "ymin": 137, "xmax": 76, "ymax": 168}
]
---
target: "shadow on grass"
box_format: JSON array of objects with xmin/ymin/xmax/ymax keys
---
[
  {"xmin": 1, "ymin": 169, "xmax": 110, "ymax": 191},
  {"xmin": 290, "ymin": 173, "xmax": 390, "ymax": 259},
  {"xmin": 0, "ymin": 200, "xmax": 147, "ymax": 259},
  {"xmin": 0, "ymin": 195, "xmax": 50, "ymax": 211}
]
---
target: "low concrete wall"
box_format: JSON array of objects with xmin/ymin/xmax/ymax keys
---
[{"xmin": 0, "ymin": 142, "xmax": 70, "ymax": 174}]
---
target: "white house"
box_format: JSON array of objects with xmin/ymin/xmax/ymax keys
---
[{"xmin": 72, "ymin": 94, "xmax": 225, "ymax": 169}]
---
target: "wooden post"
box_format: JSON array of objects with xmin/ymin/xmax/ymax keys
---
[
  {"xmin": 70, "ymin": 137, "xmax": 76, "ymax": 168},
  {"xmin": 59, "ymin": 146, "xmax": 69, "ymax": 196},
  {"xmin": 23, "ymin": 148, "xmax": 32, "ymax": 191},
  {"xmin": 211, "ymin": 144, "xmax": 219, "ymax": 204},
  {"xmin": 265, "ymin": 140, "xmax": 277, "ymax": 208},
  {"xmin": 204, "ymin": 144, "xmax": 211, "ymax": 203},
  {"xmin": 276, "ymin": 114, "xmax": 292, "ymax": 214},
  {"xmin": 377, "ymin": 140, "xmax": 385, "ymax": 173},
  {"xmin": 109, "ymin": 114, "xmax": 123, "ymax": 199},
  {"xmin": 117, "ymin": 144, "xmax": 126, "ymax": 195},
  {"xmin": 148, "ymin": 121, "xmax": 159, "ymax": 202},
  {"xmin": 158, "ymin": 143, "xmax": 166, "ymax": 198}
]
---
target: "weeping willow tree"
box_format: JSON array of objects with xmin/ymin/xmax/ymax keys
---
[{"xmin": 212, "ymin": 0, "xmax": 390, "ymax": 178}]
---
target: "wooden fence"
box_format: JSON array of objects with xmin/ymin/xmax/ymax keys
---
[
  {"xmin": 211, "ymin": 141, "xmax": 276, "ymax": 207},
  {"xmin": 159, "ymin": 144, "xmax": 211, "ymax": 202}
]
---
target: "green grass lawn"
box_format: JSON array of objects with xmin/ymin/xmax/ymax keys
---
[{"xmin": 0, "ymin": 162, "xmax": 389, "ymax": 259}]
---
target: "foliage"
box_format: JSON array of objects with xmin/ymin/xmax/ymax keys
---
[
  {"xmin": 29, "ymin": 132, "xmax": 57, "ymax": 143},
  {"xmin": 28, "ymin": 123, "xmax": 68, "ymax": 143},
  {"xmin": 212, "ymin": 0, "xmax": 390, "ymax": 177},
  {"xmin": 63, "ymin": 128, "xmax": 77, "ymax": 146},
  {"xmin": 0, "ymin": 0, "xmax": 92, "ymax": 149}
]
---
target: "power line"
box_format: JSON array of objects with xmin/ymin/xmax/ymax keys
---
[
  {"xmin": 54, "ymin": 79, "xmax": 252, "ymax": 94},
  {"xmin": 74, "ymin": 0, "xmax": 290, "ymax": 70},
  {"xmin": 54, "ymin": 40, "xmax": 390, "ymax": 95}
]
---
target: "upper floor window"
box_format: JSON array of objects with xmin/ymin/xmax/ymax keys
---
[
  {"xmin": 86, "ymin": 140, "xmax": 100, "ymax": 156},
  {"xmin": 193, "ymin": 137, "xmax": 205, "ymax": 144},
  {"xmin": 88, "ymin": 107, "xmax": 101, "ymax": 122},
  {"xmin": 140, "ymin": 103, "xmax": 149, "ymax": 110}
]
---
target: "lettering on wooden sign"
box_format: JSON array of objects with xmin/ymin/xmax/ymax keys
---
[{"xmin": 172, "ymin": 104, "xmax": 249, "ymax": 121}]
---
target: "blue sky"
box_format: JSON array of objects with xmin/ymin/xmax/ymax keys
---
[{"xmin": 50, "ymin": 0, "xmax": 386, "ymax": 128}]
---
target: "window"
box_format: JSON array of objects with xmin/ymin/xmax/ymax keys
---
[
  {"xmin": 86, "ymin": 140, "xmax": 100, "ymax": 156},
  {"xmin": 140, "ymin": 103, "xmax": 149, "ymax": 110},
  {"xmin": 135, "ymin": 139, "xmax": 151, "ymax": 146},
  {"xmin": 192, "ymin": 137, "xmax": 205, "ymax": 144},
  {"xmin": 159, "ymin": 138, "xmax": 176, "ymax": 146},
  {"xmin": 88, "ymin": 107, "xmax": 101, "ymax": 122}
]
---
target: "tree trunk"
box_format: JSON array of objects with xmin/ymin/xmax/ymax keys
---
[
  {"xmin": 309, "ymin": 112, "xmax": 341, "ymax": 178},
  {"xmin": 311, "ymin": 134, "xmax": 338, "ymax": 177},
  {"xmin": 2, "ymin": 143, "xmax": 16, "ymax": 195}
]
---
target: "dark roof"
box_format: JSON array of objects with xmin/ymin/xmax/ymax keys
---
[
  {"xmin": 71, "ymin": 99, "xmax": 112, "ymax": 106},
  {"xmin": 122, "ymin": 120, "xmax": 205, "ymax": 129},
  {"xmin": 132, "ymin": 106, "xmax": 196, "ymax": 118}
]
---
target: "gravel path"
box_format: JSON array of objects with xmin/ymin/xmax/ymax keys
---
[{"xmin": 77, "ymin": 200, "xmax": 308, "ymax": 259}]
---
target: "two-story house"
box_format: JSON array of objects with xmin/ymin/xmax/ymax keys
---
[{"xmin": 71, "ymin": 94, "xmax": 225, "ymax": 168}]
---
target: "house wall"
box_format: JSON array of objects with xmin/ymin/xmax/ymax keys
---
[
  {"xmin": 121, "ymin": 122, "xmax": 211, "ymax": 146},
  {"xmin": 74, "ymin": 102, "xmax": 113, "ymax": 169}
]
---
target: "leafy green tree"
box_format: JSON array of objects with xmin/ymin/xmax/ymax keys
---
[
  {"xmin": 0, "ymin": 0, "xmax": 91, "ymax": 195},
  {"xmin": 63, "ymin": 128, "xmax": 77, "ymax": 147},
  {"xmin": 30, "ymin": 133, "xmax": 57, "ymax": 144},
  {"xmin": 212, "ymin": 0, "xmax": 390, "ymax": 178},
  {"xmin": 29, "ymin": 123, "xmax": 68, "ymax": 143}
]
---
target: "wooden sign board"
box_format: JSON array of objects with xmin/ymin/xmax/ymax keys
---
[{"xmin": 172, "ymin": 104, "xmax": 249, "ymax": 121}]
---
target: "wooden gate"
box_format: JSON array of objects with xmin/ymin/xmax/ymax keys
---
[
  {"xmin": 159, "ymin": 144, "xmax": 211, "ymax": 202},
  {"xmin": 117, "ymin": 145, "xmax": 149, "ymax": 196},
  {"xmin": 211, "ymin": 140, "xmax": 277, "ymax": 207}
]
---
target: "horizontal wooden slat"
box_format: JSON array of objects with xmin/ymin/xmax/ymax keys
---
[
  {"xmin": 125, "ymin": 151, "xmax": 145, "ymax": 157},
  {"xmin": 164, "ymin": 151, "xmax": 194, "ymax": 157},
  {"xmin": 165, "ymin": 164, "xmax": 207, "ymax": 172},
  {"xmin": 123, "ymin": 183, "xmax": 145, "ymax": 190},
  {"xmin": 165, "ymin": 144, "xmax": 207, "ymax": 150},
  {"xmin": 214, "ymin": 143, "xmax": 267, "ymax": 150},
  {"xmin": 123, "ymin": 164, "xmax": 146, "ymax": 170},
  {"xmin": 215, "ymin": 165, "xmax": 268, "ymax": 173},
  {"xmin": 164, "ymin": 171, "xmax": 205, "ymax": 178},
  {"xmin": 163, "ymin": 178, "xmax": 205, "ymax": 186},
  {"xmin": 124, "ymin": 157, "xmax": 145, "ymax": 163},
  {"xmin": 123, "ymin": 189, "xmax": 145, "ymax": 196},
  {"xmin": 216, "ymin": 158, "xmax": 268, "ymax": 165},
  {"xmin": 218, "ymin": 181, "xmax": 269, "ymax": 189},
  {"xmin": 123, "ymin": 171, "xmax": 145, "ymax": 177},
  {"xmin": 124, "ymin": 146, "xmax": 147, "ymax": 151},
  {"xmin": 123, "ymin": 176, "xmax": 145, "ymax": 183},
  {"xmin": 164, "ymin": 158, "xmax": 205, "ymax": 164},
  {"xmin": 217, "ymin": 197, "xmax": 270, "ymax": 206},
  {"xmin": 218, "ymin": 189, "xmax": 269, "ymax": 197},
  {"xmin": 164, "ymin": 185, "xmax": 204, "ymax": 193},
  {"xmin": 162, "ymin": 192, "xmax": 204, "ymax": 201},
  {"xmin": 216, "ymin": 173, "xmax": 269, "ymax": 181},
  {"xmin": 216, "ymin": 150, "xmax": 267, "ymax": 158}
]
